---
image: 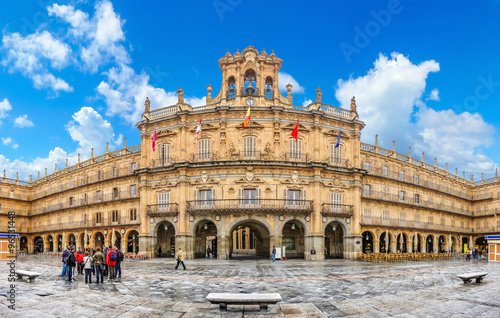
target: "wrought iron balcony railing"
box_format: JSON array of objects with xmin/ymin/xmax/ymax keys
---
[
  {"xmin": 186, "ymin": 199, "xmax": 313, "ymax": 215},
  {"xmin": 147, "ymin": 203, "xmax": 179, "ymax": 216},
  {"xmin": 321, "ymin": 204, "xmax": 353, "ymax": 217}
]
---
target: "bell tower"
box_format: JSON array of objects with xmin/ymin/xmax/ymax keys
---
[{"xmin": 206, "ymin": 46, "xmax": 293, "ymax": 107}]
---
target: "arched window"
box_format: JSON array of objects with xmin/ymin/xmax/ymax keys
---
[
  {"xmin": 265, "ymin": 77, "xmax": 273, "ymax": 99},
  {"xmin": 244, "ymin": 69, "xmax": 256, "ymax": 95},
  {"xmin": 227, "ymin": 76, "xmax": 236, "ymax": 99}
]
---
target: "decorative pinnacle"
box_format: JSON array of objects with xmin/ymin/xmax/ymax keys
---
[
  {"xmin": 392, "ymin": 140, "xmax": 395, "ymax": 152},
  {"xmin": 375, "ymin": 134, "xmax": 378, "ymax": 147},
  {"xmin": 422, "ymin": 152, "xmax": 425, "ymax": 163},
  {"xmin": 408, "ymin": 146, "xmax": 411, "ymax": 158},
  {"xmin": 124, "ymin": 137, "xmax": 127, "ymax": 148},
  {"xmin": 66, "ymin": 158, "xmax": 68, "ymax": 168},
  {"xmin": 106, "ymin": 142, "xmax": 109, "ymax": 153}
]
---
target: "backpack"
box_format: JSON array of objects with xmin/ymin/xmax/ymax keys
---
[{"xmin": 110, "ymin": 251, "xmax": 117, "ymax": 262}]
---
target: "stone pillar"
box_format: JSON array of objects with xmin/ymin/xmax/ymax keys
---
[
  {"xmin": 175, "ymin": 234, "xmax": 195, "ymax": 260},
  {"xmin": 433, "ymin": 235, "xmax": 438, "ymax": 253},
  {"xmin": 390, "ymin": 234, "xmax": 397, "ymax": 253},
  {"xmin": 43, "ymin": 235, "xmax": 49, "ymax": 253},
  {"xmin": 344, "ymin": 234, "xmax": 363, "ymax": 259},
  {"xmin": 373, "ymin": 239, "xmax": 380, "ymax": 253},
  {"xmin": 408, "ymin": 238, "xmax": 414, "ymax": 253},
  {"xmin": 304, "ymin": 235, "xmax": 324, "ymax": 260},
  {"xmin": 139, "ymin": 234, "xmax": 157, "ymax": 258},
  {"xmin": 217, "ymin": 234, "xmax": 230, "ymax": 260}
]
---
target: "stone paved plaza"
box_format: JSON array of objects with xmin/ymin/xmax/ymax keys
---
[{"xmin": 0, "ymin": 256, "xmax": 499, "ymax": 317}]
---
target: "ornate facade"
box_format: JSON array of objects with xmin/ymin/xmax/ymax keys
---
[{"xmin": 1, "ymin": 46, "xmax": 498, "ymax": 260}]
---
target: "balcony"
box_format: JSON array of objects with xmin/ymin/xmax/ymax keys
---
[
  {"xmin": 361, "ymin": 216, "xmax": 471, "ymax": 234},
  {"xmin": 30, "ymin": 217, "xmax": 141, "ymax": 233},
  {"xmin": 147, "ymin": 203, "xmax": 179, "ymax": 217},
  {"xmin": 321, "ymin": 204, "xmax": 353, "ymax": 217},
  {"xmin": 186, "ymin": 199, "xmax": 313, "ymax": 215},
  {"xmin": 362, "ymin": 191, "xmax": 471, "ymax": 216}
]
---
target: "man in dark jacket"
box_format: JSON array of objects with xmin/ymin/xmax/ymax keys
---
[
  {"xmin": 114, "ymin": 246, "xmax": 124, "ymax": 278},
  {"xmin": 61, "ymin": 246, "xmax": 70, "ymax": 276},
  {"xmin": 67, "ymin": 248, "xmax": 76, "ymax": 282},
  {"xmin": 75, "ymin": 247, "xmax": 85, "ymax": 275}
]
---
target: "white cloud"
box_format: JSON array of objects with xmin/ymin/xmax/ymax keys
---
[
  {"xmin": 0, "ymin": 147, "xmax": 69, "ymax": 180},
  {"xmin": 66, "ymin": 106, "xmax": 123, "ymax": 156},
  {"xmin": 97, "ymin": 64, "xmax": 204, "ymax": 124},
  {"xmin": 48, "ymin": 0, "xmax": 130, "ymax": 73},
  {"xmin": 0, "ymin": 98, "xmax": 12, "ymax": 124},
  {"xmin": 12, "ymin": 144, "xmax": 18, "ymax": 149},
  {"xmin": 14, "ymin": 114, "xmax": 35, "ymax": 127},
  {"xmin": 2, "ymin": 137, "xmax": 12, "ymax": 145},
  {"xmin": 429, "ymin": 88, "xmax": 439, "ymax": 101},
  {"xmin": 335, "ymin": 52, "xmax": 496, "ymax": 174},
  {"xmin": 1, "ymin": 31, "xmax": 73, "ymax": 92},
  {"xmin": 302, "ymin": 99, "xmax": 313, "ymax": 107},
  {"xmin": 278, "ymin": 72, "xmax": 305, "ymax": 94}
]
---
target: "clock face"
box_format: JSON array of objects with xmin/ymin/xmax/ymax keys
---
[{"xmin": 246, "ymin": 98, "xmax": 255, "ymax": 107}]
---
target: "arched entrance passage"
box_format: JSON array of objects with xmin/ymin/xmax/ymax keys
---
[
  {"xmin": 438, "ymin": 235, "xmax": 446, "ymax": 253},
  {"xmin": 451, "ymin": 236, "xmax": 458, "ymax": 253},
  {"xmin": 362, "ymin": 231, "xmax": 373, "ymax": 253},
  {"xmin": 476, "ymin": 237, "xmax": 487, "ymax": 251},
  {"xmin": 68, "ymin": 234, "xmax": 76, "ymax": 247},
  {"xmin": 94, "ymin": 232, "xmax": 104, "ymax": 248},
  {"xmin": 34, "ymin": 236, "xmax": 43, "ymax": 253},
  {"xmin": 412, "ymin": 234, "xmax": 422, "ymax": 252},
  {"xmin": 325, "ymin": 221, "xmax": 344, "ymax": 258},
  {"xmin": 426, "ymin": 235, "xmax": 434, "ymax": 253},
  {"xmin": 113, "ymin": 231, "xmax": 122, "ymax": 250},
  {"xmin": 379, "ymin": 232, "xmax": 391, "ymax": 253},
  {"xmin": 228, "ymin": 219, "xmax": 271, "ymax": 259},
  {"xmin": 281, "ymin": 220, "xmax": 305, "ymax": 259},
  {"xmin": 20, "ymin": 236, "xmax": 28, "ymax": 252},
  {"xmin": 462, "ymin": 237, "xmax": 469, "ymax": 253},
  {"xmin": 128, "ymin": 230, "xmax": 139, "ymax": 253},
  {"xmin": 47, "ymin": 235, "xmax": 54, "ymax": 252},
  {"xmin": 57, "ymin": 234, "xmax": 63, "ymax": 252},
  {"xmin": 194, "ymin": 220, "xmax": 217, "ymax": 258},
  {"xmin": 397, "ymin": 233, "xmax": 407, "ymax": 253},
  {"xmin": 157, "ymin": 221, "xmax": 176, "ymax": 258}
]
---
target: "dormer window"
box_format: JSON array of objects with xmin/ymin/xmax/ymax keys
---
[
  {"xmin": 265, "ymin": 77, "xmax": 273, "ymax": 99},
  {"xmin": 244, "ymin": 69, "xmax": 256, "ymax": 95},
  {"xmin": 228, "ymin": 76, "xmax": 236, "ymax": 99}
]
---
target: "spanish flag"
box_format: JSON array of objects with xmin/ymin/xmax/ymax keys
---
[{"xmin": 242, "ymin": 105, "xmax": 251, "ymax": 128}]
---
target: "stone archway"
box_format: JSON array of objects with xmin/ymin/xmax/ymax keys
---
[
  {"xmin": 324, "ymin": 221, "xmax": 345, "ymax": 258},
  {"xmin": 127, "ymin": 230, "xmax": 140, "ymax": 254},
  {"xmin": 47, "ymin": 235, "xmax": 54, "ymax": 252},
  {"xmin": 438, "ymin": 235, "xmax": 446, "ymax": 253},
  {"xmin": 194, "ymin": 220, "xmax": 218, "ymax": 259},
  {"xmin": 68, "ymin": 234, "xmax": 76, "ymax": 247},
  {"xmin": 426, "ymin": 235, "xmax": 434, "ymax": 253},
  {"xmin": 20, "ymin": 236, "xmax": 28, "ymax": 252},
  {"xmin": 362, "ymin": 231, "xmax": 374, "ymax": 253},
  {"xmin": 226, "ymin": 217, "xmax": 273, "ymax": 259},
  {"xmin": 397, "ymin": 233, "xmax": 407, "ymax": 253},
  {"xmin": 94, "ymin": 232, "xmax": 104, "ymax": 248},
  {"xmin": 281, "ymin": 220, "xmax": 306, "ymax": 259},
  {"xmin": 412, "ymin": 233, "xmax": 423, "ymax": 253},
  {"xmin": 57, "ymin": 234, "xmax": 63, "ymax": 252},
  {"xmin": 156, "ymin": 221, "xmax": 176, "ymax": 258},
  {"xmin": 33, "ymin": 236, "xmax": 43, "ymax": 253},
  {"xmin": 379, "ymin": 232, "xmax": 392, "ymax": 253}
]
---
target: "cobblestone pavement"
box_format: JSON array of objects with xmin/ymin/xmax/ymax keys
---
[{"xmin": 0, "ymin": 256, "xmax": 499, "ymax": 317}]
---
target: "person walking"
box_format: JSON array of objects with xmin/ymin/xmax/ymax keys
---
[
  {"xmin": 106, "ymin": 245, "xmax": 117, "ymax": 280},
  {"xmin": 83, "ymin": 252, "xmax": 93, "ymax": 284},
  {"xmin": 93, "ymin": 247, "xmax": 105, "ymax": 284},
  {"xmin": 61, "ymin": 246, "xmax": 70, "ymax": 276},
  {"xmin": 206, "ymin": 246, "xmax": 211, "ymax": 258},
  {"xmin": 175, "ymin": 247, "xmax": 186, "ymax": 270},
  {"xmin": 311, "ymin": 247, "xmax": 317, "ymax": 261},
  {"xmin": 466, "ymin": 249, "xmax": 471, "ymax": 261},
  {"xmin": 114, "ymin": 246, "xmax": 124, "ymax": 278},
  {"xmin": 67, "ymin": 248, "xmax": 76, "ymax": 282},
  {"xmin": 272, "ymin": 246, "xmax": 276, "ymax": 262},
  {"xmin": 75, "ymin": 247, "xmax": 85, "ymax": 275},
  {"xmin": 102, "ymin": 245, "xmax": 109, "ymax": 277}
]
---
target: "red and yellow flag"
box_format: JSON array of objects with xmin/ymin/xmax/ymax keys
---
[{"xmin": 242, "ymin": 105, "xmax": 251, "ymax": 128}]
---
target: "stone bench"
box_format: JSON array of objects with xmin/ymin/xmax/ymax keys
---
[
  {"xmin": 457, "ymin": 272, "xmax": 488, "ymax": 284},
  {"xmin": 15, "ymin": 270, "xmax": 41, "ymax": 283},
  {"xmin": 206, "ymin": 293, "xmax": 282, "ymax": 311}
]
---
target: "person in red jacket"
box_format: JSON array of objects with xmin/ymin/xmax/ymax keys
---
[
  {"xmin": 105, "ymin": 245, "xmax": 117, "ymax": 280},
  {"xmin": 75, "ymin": 247, "xmax": 85, "ymax": 275}
]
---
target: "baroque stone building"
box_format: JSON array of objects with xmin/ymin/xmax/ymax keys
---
[{"xmin": 0, "ymin": 46, "xmax": 498, "ymax": 260}]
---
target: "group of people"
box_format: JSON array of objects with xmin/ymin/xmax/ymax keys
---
[
  {"xmin": 61, "ymin": 244, "xmax": 125, "ymax": 283},
  {"xmin": 466, "ymin": 247, "xmax": 487, "ymax": 261}
]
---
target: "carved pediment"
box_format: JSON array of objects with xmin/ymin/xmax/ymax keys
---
[
  {"xmin": 322, "ymin": 177, "xmax": 350, "ymax": 189},
  {"xmin": 152, "ymin": 175, "xmax": 178, "ymax": 188},
  {"xmin": 280, "ymin": 178, "xmax": 309, "ymax": 185},
  {"xmin": 235, "ymin": 121, "xmax": 265, "ymax": 129},
  {"xmin": 157, "ymin": 129, "xmax": 177, "ymax": 137},
  {"xmin": 324, "ymin": 129, "xmax": 349, "ymax": 138},
  {"xmin": 235, "ymin": 177, "xmax": 265, "ymax": 183},
  {"xmin": 191, "ymin": 178, "xmax": 220, "ymax": 185},
  {"xmin": 190, "ymin": 123, "xmax": 218, "ymax": 132},
  {"xmin": 282, "ymin": 122, "xmax": 309, "ymax": 132}
]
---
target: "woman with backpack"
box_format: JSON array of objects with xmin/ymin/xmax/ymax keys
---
[
  {"xmin": 83, "ymin": 252, "xmax": 93, "ymax": 284},
  {"xmin": 106, "ymin": 245, "xmax": 117, "ymax": 280},
  {"xmin": 93, "ymin": 247, "xmax": 105, "ymax": 284}
]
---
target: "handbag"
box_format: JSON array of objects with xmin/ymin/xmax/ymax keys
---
[{"xmin": 100, "ymin": 264, "xmax": 105, "ymax": 271}]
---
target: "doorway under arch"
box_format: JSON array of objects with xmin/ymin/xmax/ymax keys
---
[
  {"xmin": 34, "ymin": 236, "xmax": 43, "ymax": 253},
  {"xmin": 47, "ymin": 235, "xmax": 54, "ymax": 252},
  {"xmin": 475, "ymin": 237, "xmax": 487, "ymax": 251},
  {"xmin": 281, "ymin": 220, "xmax": 305, "ymax": 259},
  {"xmin": 94, "ymin": 232, "xmax": 104, "ymax": 248},
  {"xmin": 194, "ymin": 220, "xmax": 217, "ymax": 258},
  {"xmin": 20, "ymin": 236, "xmax": 28, "ymax": 252},
  {"xmin": 68, "ymin": 234, "xmax": 76, "ymax": 247},
  {"xmin": 426, "ymin": 235, "xmax": 434, "ymax": 253},
  {"xmin": 157, "ymin": 221, "xmax": 176, "ymax": 257},
  {"xmin": 362, "ymin": 231, "xmax": 374, "ymax": 253},
  {"xmin": 325, "ymin": 221, "xmax": 344, "ymax": 258},
  {"xmin": 379, "ymin": 232, "xmax": 392, "ymax": 253},
  {"xmin": 462, "ymin": 237, "xmax": 469, "ymax": 253},
  {"xmin": 57, "ymin": 234, "xmax": 63, "ymax": 252},
  {"xmin": 438, "ymin": 235, "xmax": 446, "ymax": 253},
  {"xmin": 128, "ymin": 230, "xmax": 139, "ymax": 253},
  {"xmin": 229, "ymin": 219, "xmax": 271, "ymax": 259},
  {"xmin": 397, "ymin": 233, "xmax": 407, "ymax": 253},
  {"xmin": 412, "ymin": 234, "xmax": 422, "ymax": 252}
]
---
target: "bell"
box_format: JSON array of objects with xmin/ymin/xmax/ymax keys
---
[
  {"xmin": 228, "ymin": 86, "xmax": 235, "ymax": 95},
  {"xmin": 265, "ymin": 86, "xmax": 271, "ymax": 94},
  {"xmin": 245, "ymin": 81, "xmax": 255, "ymax": 95}
]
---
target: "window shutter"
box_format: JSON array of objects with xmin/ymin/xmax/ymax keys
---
[
  {"xmin": 238, "ymin": 188, "xmax": 243, "ymax": 205},
  {"xmin": 300, "ymin": 189, "xmax": 306, "ymax": 201},
  {"xmin": 118, "ymin": 211, "xmax": 121, "ymax": 224},
  {"xmin": 284, "ymin": 188, "xmax": 289, "ymax": 205},
  {"xmin": 194, "ymin": 189, "xmax": 198, "ymax": 202},
  {"xmin": 211, "ymin": 188, "xmax": 215, "ymax": 201},
  {"xmin": 159, "ymin": 144, "xmax": 164, "ymax": 163},
  {"xmin": 256, "ymin": 188, "xmax": 262, "ymax": 205}
]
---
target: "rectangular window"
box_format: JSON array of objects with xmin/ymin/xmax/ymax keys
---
[
  {"xmin": 82, "ymin": 174, "xmax": 87, "ymax": 185},
  {"xmin": 96, "ymin": 190, "xmax": 102, "ymax": 201},
  {"xmin": 131, "ymin": 184, "xmax": 137, "ymax": 196},
  {"xmin": 159, "ymin": 144, "xmax": 170, "ymax": 165},
  {"xmin": 199, "ymin": 190, "xmax": 212, "ymax": 205},
  {"xmin": 9, "ymin": 190, "xmax": 14, "ymax": 199},
  {"xmin": 98, "ymin": 170, "xmax": 103, "ymax": 181},
  {"xmin": 96, "ymin": 212, "xmax": 102, "ymax": 224},
  {"xmin": 289, "ymin": 139, "xmax": 302, "ymax": 159},
  {"xmin": 244, "ymin": 189, "xmax": 256, "ymax": 204},
  {"xmin": 243, "ymin": 136, "xmax": 256, "ymax": 158},
  {"xmin": 131, "ymin": 162, "xmax": 137, "ymax": 172},
  {"xmin": 441, "ymin": 218, "xmax": 445, "ymax": 226},
  {"xmin": 414, "ymin": 194, "xmax": 420, "ymax": 204},
  {"xmin": 364, "ymin": 184, "xmax": 371, "ymax": 195},
  {"xmin": 383, "ymin": 166, "xmax": 389, "ymax": 177},
  {"xmin": 363, "ymin": 208, "xmax": 371, "ymax": 219},
  {"xmin": 113, "ymin": 187, "xmax": 119, "ymax": 199},
  {"xmin": 198, "ymin": 139, "xmax": 211, "ymax": 160},
  {"xmin": 383, "ymin": 210, "xmax": 390, "ymax": 220},
  {"xmin": 497, "ymin": 220, "xmax": 500, "ymax": 228},
  {"xmin": 330, "ymin": 144, "xmax": 342, "ymax": 164},
  {"xmin": 130, "ymin": 208, "xmax": 137, "ymax": 221},
  {"xmin": 84, "ymin": 214, "xmax": 87, "ymax": 225},
  {"xmin": 399, "ymin": 170, "xmax": 405, "ymax": 181},
  {"xmin": 331, "ymin": 192, "xmax": 342, "ymax": 212},
  {"xmin": 383, "ymin": 186, "xmax": 389, "ymax": 197},
  {"xmin": 414, "ymin": 174, "xmax": 420, "ymax": 184},
  {"xmin": 364, "ymin": 161, "xmax": 371, "ymax": 172},
  {"xmin": 112, "ymin": 210, "xmax": 119, "ymax": 223},
  {"xmin": 84, "ymin": 193, "xmax": 88, "ymax": 203},
  {"xmin": 69, "ymin": 197, "xmax": 74, "ymax": 206},
  {"xmin": 282, "ymin": 237, "xmax": 296, "ymax": 251},
  {"xmin": 113, "ymin": 167, "xmax": 117, "ymax": 177},
  {"xmin": 158, "ymin": 192, "xmax": 170, "ymax": 211},
  {"xmin": 399, "ymin": 190, "xmax": 405, "ymax": 202}
]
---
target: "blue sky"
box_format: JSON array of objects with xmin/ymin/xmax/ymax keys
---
[{"xmin": 1, "ymin": 0, "xmax": 500, "ymax": 181}]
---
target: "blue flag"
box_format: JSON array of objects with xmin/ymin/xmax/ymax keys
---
[{"xmin": 334, "ymin": 124, "xmax": 342, "ymax": 148}]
